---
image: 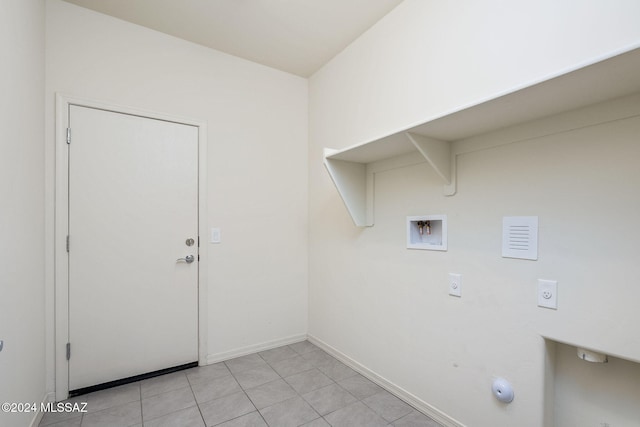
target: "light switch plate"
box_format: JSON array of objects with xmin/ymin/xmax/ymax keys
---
[
  {"xmin": 449, "ymin": 273, "xmax": 462, "ymax": 297},
  {"xmin": 210, "ymin": 228, "xmax": 221, "ymax": 243},
  {"xmin": 538, "ymin": 279, "xmax": 557, "ymax": 309}
]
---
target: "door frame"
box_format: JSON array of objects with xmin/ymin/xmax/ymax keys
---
[{"xmin": 54, "ymin": 94, "xmax": 208, "ymax": 401}]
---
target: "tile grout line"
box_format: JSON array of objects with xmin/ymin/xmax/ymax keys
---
[
  {"xmin": 274, "ymin": 345, "xmax": 325, "ymax": 427},
  {"xmin": 258, "ymin": 345, "xmax": 319, "ymax": 427},
  {"xmin": 240, "ymin": 351, "xmax": 271, "ymax": 427},
  {"xmin": 186, "ymin": 376, "xmax": 208, "ymax": 427},
  {"xmin": 240, "ymin": 364, "xmax": 272, "ymax": 427},
  {"xmin": 138, "ymin": 383, "xmax": 143, "ymax": 427},
  {"xmin": 138, "ymin": 373, "xmax": 198, "ymax": 426},
  {"xmin": 221, "ymin": 357, "xmax": 262, "ymax": 425}
]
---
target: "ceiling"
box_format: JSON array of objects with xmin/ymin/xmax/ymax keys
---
[{"xmin": 61, "ymin": 0, "xmax": 404, "ymax": 77}]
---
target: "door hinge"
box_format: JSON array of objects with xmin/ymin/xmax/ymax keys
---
[
  {"xmin": 66, "ymin": 343, "xmax": 71, "ymax": 360},
  {"xmin": 66, "ymin": 128, "xmax": 71, "ymax": 144},
  {"xmin": 66, "ymin": 235, "xmax": 70, "ymax": 252}
]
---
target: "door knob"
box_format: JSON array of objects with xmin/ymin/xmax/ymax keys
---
[{"xmin": 177, "ymin": 255, "xmax": 195, "ymax": 264}]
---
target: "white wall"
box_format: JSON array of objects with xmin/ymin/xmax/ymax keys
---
[
  {"xmin": 0, "ymin": 1, "xmax": 46, "ymax": 426},
  {"xmin": 308, "ymin": 1, "xmax": 640, "ymax": 426},
  {"xmin": 45, "ymin": 0, "xmax": 308, "ymax": 390},
  {"xmin": 554, "ymin": 343, "xmax": 640, "ymax": 427},
  {"xmin": 310, "ymin": 0, "xmax": 640, "ymax": 148}
]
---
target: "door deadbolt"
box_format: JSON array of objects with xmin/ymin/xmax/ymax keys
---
[{"xmin": 185, "ymin": 238, "xmax": 195, "ymax": 247}]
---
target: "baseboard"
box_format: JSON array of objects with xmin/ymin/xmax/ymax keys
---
[
  {"xmin": 307, "ymin": 335, "xmax": 466, "ymax": 427},
  {"xmin": 206, "ymin": 333, "xmax": 307, "ymax": 365},
  {"xmin": 29, "ymin": 392, "xmax": 54, "ymax": 427}
]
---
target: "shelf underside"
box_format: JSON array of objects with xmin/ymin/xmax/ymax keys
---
[
  {"xmin": 327, "ymin": 46, "xmax": 640, "ymax": 164},
  {"xmin": 324, "ymin": 46, "xmax": 640, "ymax": 227}
]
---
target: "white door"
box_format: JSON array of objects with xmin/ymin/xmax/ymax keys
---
[{"xmin": 68, "ymin": 105, "xmax": 199, "ymax": 391}]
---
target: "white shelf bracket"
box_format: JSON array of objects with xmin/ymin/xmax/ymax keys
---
[
  {"xmin": 323, "ymin": 148, "xmax": 372, "ymax": 227},
  {"xmin": 405, "ymin": 132, "xmax": 456, "ymax": 196},
  {"xmin": 445, "ymin": 151, "xmax": 457, "ymax": 197}
]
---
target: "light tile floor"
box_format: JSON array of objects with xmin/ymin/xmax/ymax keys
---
[{"xmin": 39, "ymin": 341, "xmax": 442, "ymax": 427}]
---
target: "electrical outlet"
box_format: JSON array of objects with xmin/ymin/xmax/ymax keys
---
[
  {"xmin": 449, "ymin": 273, "xmax": 462, "ymax": 297},
  {"xmin": 538, "ymin": 279, "xmax": 557, "ymax": 309}
]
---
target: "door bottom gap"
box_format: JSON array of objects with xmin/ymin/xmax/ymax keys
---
[{"xmin": 68, "ymin": 361, "xmax": 198, "ymax": 397}]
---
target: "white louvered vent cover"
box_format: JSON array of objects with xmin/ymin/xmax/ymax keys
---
[{"xmin": 502, "ymin": 216, "xmax": 538, "ymax": 260}]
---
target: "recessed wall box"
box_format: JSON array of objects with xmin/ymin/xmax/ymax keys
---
[{"xmin": 407, "ymin": 215, "xmax": 447, "ymax": 251}]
